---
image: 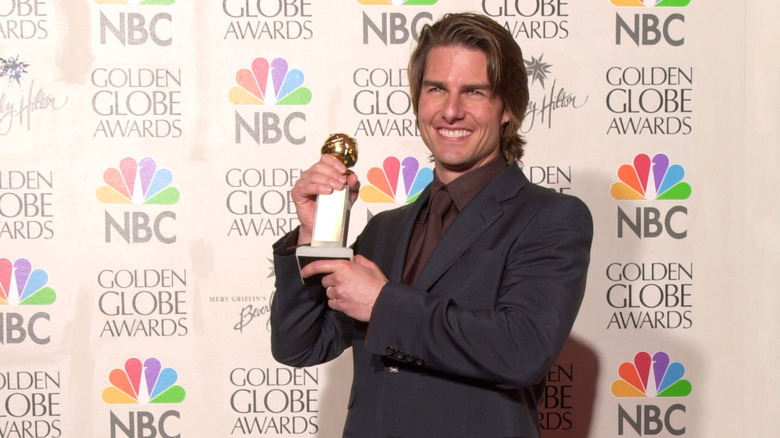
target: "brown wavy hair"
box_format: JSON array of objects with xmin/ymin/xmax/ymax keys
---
[{"xmin": 408, "ymin": 13, "xmax": 529, "ymax": 163}]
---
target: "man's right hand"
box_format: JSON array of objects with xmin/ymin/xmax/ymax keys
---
[{"xmin": 291, "ymin": 154, "xmax": 361, "ymax": 245}]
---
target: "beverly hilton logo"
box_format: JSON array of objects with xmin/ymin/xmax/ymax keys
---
[
  {"xmin": 0, "ymin": 258, "xmax": 56, "ymax": 305},
  {"xmin": 1, "ymin": 55, "xmax": 68, "ymax": 136},
  {"xmin": 97, "ymin": 157, "xmax": 180, "ymax": 205},
  {"xmin": 103, "ymin": 357, "xmax": 186, "ymax": 404},
  {"xmin": 359, "ymin": 156, "xmax": 432, "ymax": 204},
  {"xmin": 229, "ymin": 58, "xmax": 312, "ymax": 105},
  {"xmin": 610, "ymin": 153, "xmax": 691, "ymax": 200},
  {"xmin": 522, "ymin": 54, "xmax": 588, "ymax": 132},
  {"xmin": 0, "ymin": 56, "xmax": 28, "ymax": 86},
  {"xmin": 610, "ymin": 0, "xmax": 690, "ymax": 6},
  {"xmin": 526, "ymin": 55, "xmax": 552, "ymax": 88}
]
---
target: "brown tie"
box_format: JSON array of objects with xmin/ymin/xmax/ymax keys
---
[{"xmin": 403, "ymin": 188, "xmax": 453, "ymax": 284}]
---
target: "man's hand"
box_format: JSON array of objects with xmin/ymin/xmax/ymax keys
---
[
  {"xmin": 301, "ymin": 255, "xmax": 388, "ymax": 322},
  {"xmin": 291, "ymin": 154, "xmax": 361, "ymax": 245}
]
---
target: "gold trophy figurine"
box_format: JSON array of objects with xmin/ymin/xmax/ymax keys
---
[{"xmin": 296, "ymin": 133, "xmax": 359, "ymax": 285}]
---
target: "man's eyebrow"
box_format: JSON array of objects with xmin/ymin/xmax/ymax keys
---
[
  {"xmin": 462, "ymin": 83, "xmax": 492, "ymax": 91},
  {"xmin": 422, "ymin": 79, "xmax": 445, "ymax": 88},
  {"xmin": 421, "ymin": 80, "xmax": 492, "ymax": 91}
]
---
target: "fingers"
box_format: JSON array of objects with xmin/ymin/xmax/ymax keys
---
[
  {"xmin": 313, "ymin": 155, "xmax": 350, "ymax": 191},
  {"xmin": 291, "ymin": 157, "xmax": 354, "ymax": 206},
  {"xmin": 346, "ymin": 172, "xmax": 361, "ymax": 203},
  {"xmin": 293, "ymin": 157, "xmax": 347, "ymax": 200},
  {"xmin": 325, "ymin": 286, "xmax": 340, "ymax": 313},
  {"xmin": 300, "ymin": 258, "xmax": 347, "ymax": 281},
  {"xmin": 291, "ymin": 155, "xmax": 359, "ymax": 243},
  {"xmin": 316, "ymin": 256, "xmax": 384, "ymax": 322}
]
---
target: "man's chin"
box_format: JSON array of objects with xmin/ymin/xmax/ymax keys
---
[{"xmin": 434, "ymin": 159, "xmax": 477, "ymax": 175}]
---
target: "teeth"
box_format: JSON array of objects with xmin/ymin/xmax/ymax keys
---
[{"xmin": 439, "ymin": 129, "xmax": 470, "ymax": 138}]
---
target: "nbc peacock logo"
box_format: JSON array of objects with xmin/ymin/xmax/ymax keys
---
[
  {"xmin": 610, "ymin": 153, "xmax": 691, "ymax": 201},
  {"xmin": 229, "ymin": 58, "xmax": 312, "ymax": 106},
  {"xmin": 357, "ymin": 0, "xmax": 437, "ymax": 4},
  {"xmin": 93, "ymin": 0, "xmax": 177, "ymax": 5},
  {"xmin": 96, "ymin": 157, "xmax": 180, "ymax": 205},
  {"xmin": 102, "ymin": 357, "xmax": 186, "ymax": 404},
  {"xmin": 0, "ymin": 258, "xmax": 56, "ymax": 306},
  {"xmin": 359, "ymin": 156, "xmax": 432, "ymax": 204},
  {"xmin": 611, "ymin": 351, "xmax": 692, "ymax": 398},
  {"xmin": 610, "ymin": 0, "xmax": 690, "ymax": 6}
]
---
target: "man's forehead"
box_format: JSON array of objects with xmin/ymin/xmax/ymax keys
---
[{"xmin": 422, "ymin": 46, "xmax": 493, "ymax": 86}]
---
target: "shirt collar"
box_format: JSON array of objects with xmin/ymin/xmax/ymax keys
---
[{"xmin": 432, "ymin": 155, "xmax": 509, "ymax": 212}]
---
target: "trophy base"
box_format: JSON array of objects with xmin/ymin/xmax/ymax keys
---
[{"xmin": 295, "ymin": 246, "xmax": 354, "ymax": 286}]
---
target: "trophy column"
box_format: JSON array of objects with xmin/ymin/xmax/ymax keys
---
[{"xmin": 296, "ymin": 133, "xmax": 358, "ymax": 285}]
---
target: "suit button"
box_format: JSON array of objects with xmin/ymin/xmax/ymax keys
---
[
  {"xmin": 396, "ymin": 351, "xmax": 405, "ymax": 360},
  {"xmin": 386, "ymin": 346, "xmax": 395, "ymax": 356},
  {"xmin": 415, "ymin": 358, "xmax": 424, "ymax": 366},
  {"xmin": 388, "ymin": 366, "xmax": 399, "ymax": 373},
  {"xmin": 404, "ymin": 355, "xmax": 414, "ymax": 362}
]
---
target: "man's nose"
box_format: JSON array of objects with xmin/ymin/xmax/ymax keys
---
[{"xmin": 441, "ymin": 94, "xmax": 464, "ymax": 123}]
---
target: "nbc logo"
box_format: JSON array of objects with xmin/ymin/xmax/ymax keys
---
[
  {"xmin": 0, "ymin": 258, "xmax": 55, "ymax": 345},
  {"xmin": 97, "ymin": 157, "xmax": 180, "ymax": 205},
  {"xmin": 357, "ymin": 0, "xmax": 437, "ymax": 4},
  {"xmin": 94, "ymin": 1, "xmax": 177, "ymax": 5},
  {"xmin": 610, "ymin": 0, "xmax": 690, "ymax": 6},
  {"xmin": 610, "ymin": 153, "xmax": 691, "ymax": 201},
  {"xmin": 0, "ymin": 258, "xmax": 56, "ymax": 306},
  {"xmin": 98, "ymin": 157, "xmax": 179, "ymax": 244},
  {"xmin": 103, "ymin": 357, "xmax": 186, "ymax": 404},
  {"xmin": 359, "ymin": 156, "xmax": 432, "ymax": 204},
  {"xmin": 104, "ymin": 358, "xmax": 185, "ymax": 438},
  {"xmin": 229, "ymin": 58, "xmax": 312, "ymax": 106},
  {"xmin": 613, "ymin": 351, "xmax": 691, "ymax": 436},
  {"xmin": 613, "ymin": 0, "xmax": 688, "ymax": 46},
  {"xmin": 360, "ymin": 2, "xmax": 436, "ymax": 45},
  {"xmin": 612, "ymin": 351, "xmax": 691, "ymax": 398},
  {"xmin": 611, "ymin": 153, "xmax": 690, "ymax": 240},
  {"xmin": 96, "ymin": 0, "xmax": 176, "ymax": 47}
]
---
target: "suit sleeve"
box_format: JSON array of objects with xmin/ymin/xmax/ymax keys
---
[
  {"xmin": 269, "ymin": 232, "xmax": 353, "ymax": 367},
  {"xmin": 365, "ymin": 195, "xmax": 593, "ymax": 388}
]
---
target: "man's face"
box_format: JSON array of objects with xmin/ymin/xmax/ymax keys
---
[{"xmin": 417, "ymin": 45, "xmax": 509, "ymax": 184}]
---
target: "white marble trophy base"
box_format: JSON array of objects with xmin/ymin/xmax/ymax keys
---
[{"xmin": 296, "ymin": 245, "xmax": 354, "ymax": 286}]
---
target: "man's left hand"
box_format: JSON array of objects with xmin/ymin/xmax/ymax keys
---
[{"xmin": 301, "ymin": 255, "xmax": 388, "ymax": 322}]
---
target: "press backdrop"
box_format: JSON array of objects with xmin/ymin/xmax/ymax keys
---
[{"xmin": 1, "ymin": 1, "xmax": 778, "ymax": 437}]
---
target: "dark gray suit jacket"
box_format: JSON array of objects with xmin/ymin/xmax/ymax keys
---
[{"xmin": 271, "ymin": 165, "xmax": 592, "ymax": 437}]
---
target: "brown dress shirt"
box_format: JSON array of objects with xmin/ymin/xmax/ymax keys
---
[{"xmin": 402, "ymin": 155, "xmax": 509, "ymax": 285}]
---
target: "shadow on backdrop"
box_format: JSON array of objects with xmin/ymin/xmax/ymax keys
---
[{"xmin": 540, "ymin": 336, "xmax": 599, "ymax": 438}]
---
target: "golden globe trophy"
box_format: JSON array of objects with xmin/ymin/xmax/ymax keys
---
[{"xmin": 296, "ymin": 133, "xmax": 359, "ymax": 285}]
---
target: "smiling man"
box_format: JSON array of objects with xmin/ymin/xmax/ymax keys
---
[
  {"xmin": 271, "ymin": 12, "xmax": 593, "ymax": 437},
  {"xmin": 416, "ymin": 45, "xmax": 509, "ymax": 183}
]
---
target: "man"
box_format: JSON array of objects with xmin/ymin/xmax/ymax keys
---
[{"xmin": 271, "ymin": 12, "xmax": 592, "ymax": 437}]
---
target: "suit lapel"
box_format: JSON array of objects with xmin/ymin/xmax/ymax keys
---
[{"xmin": 414, "ymin": 165, "xmax": 528, "ymax": 290}]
